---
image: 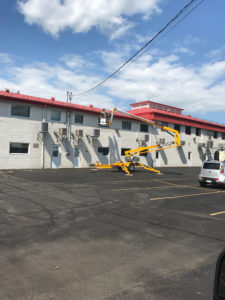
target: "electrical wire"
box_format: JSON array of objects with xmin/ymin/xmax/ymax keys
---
[
  {"xmin": 72, "ymin": 0, "xmax": 205, "ymax": 99},
  {"xmin": 124, "ymin": 0, "xmax": 205, "ymax": 69}
]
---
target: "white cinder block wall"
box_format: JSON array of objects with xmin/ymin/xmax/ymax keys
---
[{"xmin": 0, "ymin": 95, "xmax": 224, "ymax": 170}]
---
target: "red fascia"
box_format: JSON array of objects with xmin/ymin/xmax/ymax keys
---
[
  {"xmin": 0, "ymin": 90, "xmax": 136, "ymax": 121},
  {"xmin": 129, "ymin": 108, "xmax": 225, "ymax": 133}
]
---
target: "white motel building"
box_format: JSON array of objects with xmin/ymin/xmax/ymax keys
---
[{"xmin": 0, "ymin": 89, "xmax": 225, "ymax": 170}]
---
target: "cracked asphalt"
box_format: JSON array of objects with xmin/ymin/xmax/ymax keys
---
[{"xmin": 0, "ymin": 167, "xmax": 225, "ymax": 299}]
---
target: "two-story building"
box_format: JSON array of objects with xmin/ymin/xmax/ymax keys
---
[{"xmin": 0, "ymin": 89, "xmax": 225, "ymax": 170}]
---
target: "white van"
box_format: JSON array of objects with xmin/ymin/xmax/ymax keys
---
[{"xmin": 199, "ymin": 160, "xmax": 225, "ymax": 187}]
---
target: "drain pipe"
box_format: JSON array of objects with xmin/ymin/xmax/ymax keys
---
[{"xmin": 42, "ymin": 105, "xmax": 47, "ymax": 169}]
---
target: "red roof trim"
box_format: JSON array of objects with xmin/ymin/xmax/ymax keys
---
[
  {"xmin": 0, "ymin": 90, "xmax": 135, "ymax": 121},
  {"xmin": 129, "ymin": 108, "xmax": 225, "ymax": 133}
]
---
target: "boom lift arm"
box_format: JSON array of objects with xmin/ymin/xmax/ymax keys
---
[{"xmin": 90, "ymin": 107, "xmax": 181, "ymax": 175}]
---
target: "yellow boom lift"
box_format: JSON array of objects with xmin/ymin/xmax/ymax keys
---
[{"xmin": 90, "ymin": 108, "xmax": 181, "ymax": 175}]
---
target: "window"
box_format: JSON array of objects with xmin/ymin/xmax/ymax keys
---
[
  {"xmin": 121, "ymin": 148, "xmax": 130, "ymax": 156},
  {"xmin": 75, "ymin": 113, "xmax": 83, "ymax": 124},
  {"xmin": 174, "ymin": 124, "xmax": 180, "ymax": 132},
  {"xmin": 122, "ymin": 121, "xmax": 131, "ymax": 130},
  {"xmin": 222, "ymin": 133, "xmax": 225, "ymax": 140},
  {"xmin": 214, "ymin": 131, "xmax": 218, "ymax": 139},
  {"xmin": 140, "ymin": 151, "xmax": 147, "ymax": 156},
  {"xmin": 98, "ymin": 147, "xmax": 109, "ymax": 155},
  {"xmin": 196, "ymin": 128, "xmax": 201, "ymax": 136},
  {"xmin": 161, "ymin": 121, "xmax": 168, "ymax": 127},
  {"xmin": 203, "ymin": 162, "xmax": 220, "ymax": 170},
  {"xmin": 10, "ymin": 143, "xmax": 29, "ymax": 154},
  {"xmin": 140, "ymin": 124, "xmax": 148, "ymax": 132},
  {"xmin": 185, "ymin": 126, "xmax": 191, "ymax": 135},
  {"xmin": 51, "ymin": 110, "xmax": 61, "ymax": 122},
  {"xmin": 11, "ymin": 104, "xmax": 30, "ymax": 118}
]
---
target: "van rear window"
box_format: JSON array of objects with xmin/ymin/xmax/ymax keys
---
[{"xmin": 203, "ymin": 162, "xmax": 220, "ymax": 170}]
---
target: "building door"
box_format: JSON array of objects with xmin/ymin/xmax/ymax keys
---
[
  {"xmin": 51, "ymin": 145, "xmax": 61, "ymax": 168},
  {"xmin": 155, "ymin": 151, "xmax": 160, "ymax": 167},
  {"xmin": 188, "ymin": 152, "xmax": 192, "ymax": 166},
  {"xmin": 74, "ymin": 146, "xmax": 81, "ymax": 168}
]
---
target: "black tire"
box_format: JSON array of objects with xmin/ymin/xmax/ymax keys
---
[
  {"xmin": 199, "ymin": 181, "xmax": 206, "ymax": 187},
  {"xmin": 128, "ymin": 163, "xmax": 135, "ymax": 173}
]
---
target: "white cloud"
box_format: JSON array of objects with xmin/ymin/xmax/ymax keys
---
[
  {"xmin": 173, "ymin": 46, "xmax": 194, "ymax": 56},
  {"xmin": 0, "ymin": 53, "xmax": 14, "ymax": 64},
  {"xmin": 206, "ymin": 46, "xmax": 225, "ymax": 61},
  {"xmin": 0, "ymin": 59, "xmax": 115, "ymax": 109},
  {"xmin": 103, "ymin": 52, "xmax": 225, "ymax": 114},
  {"xmin": 17, "ymin": 0, "xmax": 162, "ymax": 39},
  {"xmin": 1, "ymin": 49, "xmax": 225, "ymax": 115}
]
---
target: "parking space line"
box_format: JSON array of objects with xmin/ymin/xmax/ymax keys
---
[
  {"xmin": 150, "ymin": 190, "xmax": 223, "ymax": 201},
  {"xmin": 210, "ymin": 211, "xmax": 225, "ymax": 216},
  {"xmin": 112, "ymin": 186, "xmax": 176, "ymax": 191}
]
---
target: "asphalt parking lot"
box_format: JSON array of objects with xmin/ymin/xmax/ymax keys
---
[{"xmin": 0, "ymin": 167, "xmax": 225, "ymax": 300}]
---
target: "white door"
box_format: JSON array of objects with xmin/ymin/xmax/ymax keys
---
[
  {"xmin": 51, "ymin": 145, "xmax": 61, "ymax": 168},
  {"xmin": 74, "ymin": 146, "xmax": 81, "ymax": 168}
]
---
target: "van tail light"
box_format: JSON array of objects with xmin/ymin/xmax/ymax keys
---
[
  {"xmin": 216, "ymin": 178, "xmax": 219, "ymax": 181},
  {"xmin": 221, "ymin": 166, "xmax": 224, "ymax": 174}
]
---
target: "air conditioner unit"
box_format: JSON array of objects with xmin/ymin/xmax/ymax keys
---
[
  {"xmin": 41, "ymin": 122, "xmax": 48, "ymax": 133},
  {"xmin": 219, "ymin": 144, "xmax": 225, "ymax": 149},
  {"xmin": 198, "ymin": 143, "xmax": 205, "ymax": 148},
  {"xmin": 144, "ymin": 135, "xmax": 149, "ymax": 142},
  {"xmin": 75, "ymin": 129, "xmax": 83, "ymax": 138},
  {"xmin": 157, "ymin": 138, "xmax": 165, "ymax": 145},
  {"xmin": 90, "ymin": 129, "xmax": 100, "ymax": 138},
  {"xmin": 138, "ymin": 135, "xmax": 149, "ymax": 142},
  {"xmin": 59, "ymin": 128, "xmax": 67, "ymax": 136},
  {"xmin": 207, "ymin": 141, "xmax": 213, "ymax": 148}
]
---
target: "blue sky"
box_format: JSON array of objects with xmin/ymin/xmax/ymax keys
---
[{"xmin": 0, "ymin": 0, "xmax": 225, "ymax": 124}]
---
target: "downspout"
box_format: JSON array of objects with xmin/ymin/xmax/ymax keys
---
[{"xmin": 42, "ymin": 104, "xmax": 47, "ymax": 169}]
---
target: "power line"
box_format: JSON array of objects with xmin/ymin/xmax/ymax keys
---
[
  {"xmin": 125, "ymin": 0, "xmax": 205, "ymax": 68},
  {"xmin": 72, "ymin": 0, "xmax": 205, "ymax": 99}
]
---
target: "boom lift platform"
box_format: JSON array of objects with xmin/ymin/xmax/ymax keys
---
[{"xmin": 90, "ymin": 108, "xmax": 181, "ymax": 175}]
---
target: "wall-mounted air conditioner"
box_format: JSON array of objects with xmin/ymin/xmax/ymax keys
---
[
  {"xmin": 90, "ymin": 129, "xmax": 100, "ymax": 138},
  {"xmin": 75, "ymin": 129, "xmax": 83, "ymax": 138},
  {"xmin": 207, "ymin": 140, "xmax": 213, "ymax": 148},
  {"xmin": 157, "ymin": 138, "xmax": 165, "ymax": 145},
  {"xmin": 219, "ymin": 143, "xmax": 225, "ymax": 149},
  {"xmin": 59, "ymin": 128, "xmax": 67, "ymax": 136},
  {"xmin": 137, "ymin": 135, "xmax": 149, "ymax": 142},
  {"xmin": 198, "ymin": 143, "xmax": 205, "ymax": 148}
]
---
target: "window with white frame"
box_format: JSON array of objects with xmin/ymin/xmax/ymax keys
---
[
  {"xmin": 98, "ymin": 147, "xmax": 109, "ymax": 155},
  {"xmin": 140, "ymin": 123, "xmax": 148, "ymax": 132},
  {"xmin": 121, "ymin": 148, "xmax": 131, "ymax": 156},
  {"xmin": 51, "ymin": 110, "xmax": 61, "ymax": 122},
  {"xmin": 185, "ymin": 126, "xmax": 191, "ymax": 135},
  {"xmin": 122, "ymin": 121, "xmax": 131, "ymax": 130},
  {"xmin": 75, "ymin": 113, "xmax": 83, "ymax": 124},
  {"xmin": 10, "ymin": 142, "xmax": 29, "ymax": 154},
  {"xmin": 11, "ymin": 104, "xmax": 30, "ymax": 118}
]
